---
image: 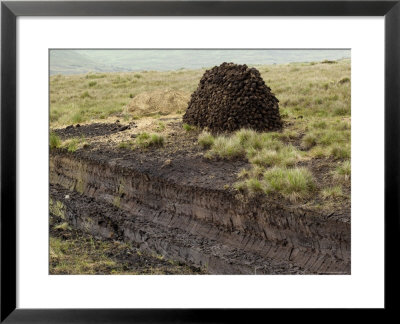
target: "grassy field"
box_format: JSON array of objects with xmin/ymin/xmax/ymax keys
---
[{"xmin": 50, "ymin": 58, "xmax": 350, "ymax": 204}]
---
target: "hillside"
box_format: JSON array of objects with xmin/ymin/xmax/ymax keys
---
[
  {"xmin": 50, "ymin": 49, "xmax": 350, "ymax": 75},
  {"xmin": 50, "ymin": 50, "xmax": 130, "ymax": 75}
]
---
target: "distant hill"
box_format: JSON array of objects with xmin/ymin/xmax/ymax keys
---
[
  {"xmin": 50, "ymin": 49, "xmax": 350, "ymax": 75},
  {"xmin": 50, "ymin": 50, "xmax": 130, "ymax": 75}
]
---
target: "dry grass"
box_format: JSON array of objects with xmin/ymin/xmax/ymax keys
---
[{"xmin": 50, "ymin": 69, "xmax": 204, "ymax": 126}]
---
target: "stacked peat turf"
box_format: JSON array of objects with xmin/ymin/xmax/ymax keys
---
[{"xmin": 183, "ymin": 62, "xmax": 282, "ymax": 132}]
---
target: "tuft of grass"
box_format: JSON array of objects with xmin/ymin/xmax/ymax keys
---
[
  {"xmin": 262, "ymin": 167, "xmax": 315, "ymax": 201},
  {"xmin": 321, "ymin": 60, "xmax": 337, "ymax": 64},
  {"xmin": 236, "ymin": 167, "xmax": 315, "ymax": 201},
  {"xmin": 333, "ymin": 160, "xmax": 351, "ymax": 182},
  {"xmin": 88, "ymin": 81, "xmax": 97, "ymax": 87},
  {"xmin": 301, "ymin": 133, "xmax": 317, "ymax": 150},
  {"xmin": 198, "ymin": 131, "xmax": 215, "ymax": 149},
  {"xmin": 118, "ymin": 141, "xmax": 133, "ymax": 149},
  {"xmin": 54, "ymin": 222, "xmax": 71, "ymax": 231},
  {"xmin": 330, "ymin": 143, "xmax": 350, "ymax": 159},
  {"xmin": 65, "ymin": 139, "xmax": 79, "ymax": 152},
  {"xmin": 249, "ymin": 146, "xmax": 298, "ymax": 167},
  {"xmin": 135, "ymin": 133, "xmax": 164, "ymax": 148},
  {"xmin": 205, "ymin": 136, "xmax": 245, "ymax": 160},
  {"xmin": 204, "ymin": 129, "xmax": 300, "ymax": 166},
  {"xmin": 302, "ymin": 125, "xmax": 350, "ymax": 159},
  {"xmin": 183, "ymin": 123, "xmax": 194, "ymax": 131},
  {"xmin": 339, "ymin": 77, "xmax": 350, "ymax": 84},
  {"xmin": 156, "ymin": 121, "xmax": 166, "ymax": 132},
  {"xmin": 80, "ymin": 91, "xmax": 90, "ymax": 99},
  {"xmin": 71, "ymin": 113, "xmax": 84, "ymax": 124},
  {"xmin": 60, "ymin": 137, "xmax": 87, "ymax": 153},
  {"xmin": 321, "ymin": 186, "xmax": 343, "ymax": 200},
  {"xmin": 50, "ymin": 132, "xmax": 61, "ymax": 149},
  {"xmin": 246, "ymin": 178, "xmax": 263, "ymax": 193}
]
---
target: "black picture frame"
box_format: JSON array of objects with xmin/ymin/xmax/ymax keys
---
[{"xmin": 1, "ymin": 0, "xmax": 399, "ymax": 322}]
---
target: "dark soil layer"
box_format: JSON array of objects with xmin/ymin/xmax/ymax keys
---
[
  {"xmin": 54, "ymin": 121, "xmax": 135, "ymax": 139},
  {"xmin": 183, "ymin": 62, "xmax": 282, "ymax": 132},
  {"xmin": 50, "ymin": 184, "xmax": 306, "ymax": 274}
]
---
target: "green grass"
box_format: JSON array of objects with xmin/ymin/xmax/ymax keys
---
[
  {"xmin": 205, "ymin": 135, "xmax": 245, "ymax": 159},
  {"xmin": 333, "ymin": 160, "xmax": 351, "ymax": 182},
  {"xmin": 156, "ymin": 121, "xmax": 166, "ymax": 132},
  {"xmin": 183, "ymin": 123, "xmax": 194, "ymax": 131},
  {"xmin": 66, "ymin": 139, "xmax": 79, "ymax": 152},
  {"xmin": 198, "ymin": 131, "xmax": 215, "ymax": 148},
  {"xmin": 263, "ymin": 167, "xmax": 315, "ymax": 200},
  {"xmin": 249, "ymin": 146, "xmax": 299, "ymax": 168},
  {"xmin": 50, "ymin": 132, "xmax": 61, "ymax": 149},
  {"xmin": 321, "ymin": 186, "xmax": 343, "ymax": 200},
  {"xmin": 54, "ymin": 222, "xmax": 71, "ymax": 231},
  {"xmin": 135, "ymin": 133, "xmax": 164, "ymax": 148},
  {"xmin": 203, "ymin": 129, "xmax": 301, "ymax": 166},
  {"xmin": 236, "ymin": 167, "xmax": 315, "ymax": 201},
  {"xmin": 59, "ymin": 137, "xmax": 88, "ymax": 152},
  {"xmin": 50, "ymin": 59, "xmax": 350, "ymax": 128},
  {"xmin": 301, "ymin": 133, "xmax": 317, "ymax": 149},
  {"xmin": 118, "ymin": 141, "xmax": 133, "ymax": 149},
  {"xmin": 80, "ymin": 91, "xmax": 90, "ymax": 99}
]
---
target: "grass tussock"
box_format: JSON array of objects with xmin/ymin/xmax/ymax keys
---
[
  {"xmin": 198, "ymin": 131, "xmax": 215, "ymax": 148},
  {"xmin": 201, "ymin": 129, "xmax": 301, "ymax": 167},
  {"xmin": 118, "ymin": 141, "xmax": 134, "ymax": 149},
  {"xmin": 236, "ymin": 167, "xmax": 315, "ymax": 202},
  {"xmin": 332, "ymin": 160, "xmax": 351, "ymax": 182},
  {"xmin": 61, "ymin": 137, "xmax": 88, "ymax": 152},
  {"xmin": 183, "ymin": 123, "xmax": 194, "ymax": 132},
  {"xmin": 156, "ymin": 121, "xmax": 166, "ymax": 132},
  {"xmin": 321, "ymin": 185, "xmax": 343, "ymax": 200},
  {"xmin": 304, "ymin": 120, "xmax": 351, "ymax": 159},
  {"xmin": 50, "ymin": 132, "xmax": 61, "ymax": 149},
  {"xmin": 54, "ymin": 222, "xmax": 71, "ymax": 231},
  {"xmin": 205, "ymin": 135, "xmax": 246, "ymax": 159},
  {"xmin": 135, "ymin": 133, "xmax": 164, "ymax": 149}
]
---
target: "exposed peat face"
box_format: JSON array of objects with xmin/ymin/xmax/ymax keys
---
[{"xmin": 49, "ymin": 135, "xmax": 350, "ymax": 274}]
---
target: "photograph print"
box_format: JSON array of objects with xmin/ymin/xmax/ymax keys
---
[{"xmin": 49, "ymin": 49, "xmax": 351, "ymax": 275}]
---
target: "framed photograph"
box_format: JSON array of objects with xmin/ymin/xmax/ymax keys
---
[{"xmin": 1, "ymin": 0, "xmax": 398, "ymax": 321}]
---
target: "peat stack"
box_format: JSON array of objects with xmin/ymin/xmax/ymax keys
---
[{"xmin": 183, "ymin": 62, "xmax": 282, "ymax": 132}]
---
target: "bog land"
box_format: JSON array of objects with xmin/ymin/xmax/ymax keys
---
[{"xmin": 49, "ymin": 58, "xmax": 351, "ymax": 274}]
